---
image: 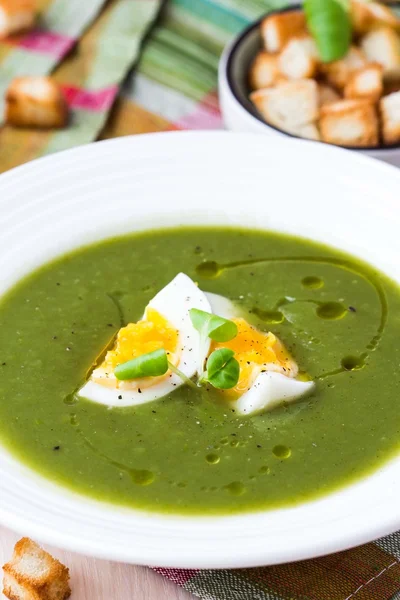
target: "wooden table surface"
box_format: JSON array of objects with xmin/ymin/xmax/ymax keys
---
[{"xmin": 0, "ymin": 526, "xmax": 194, "ymax": 600}]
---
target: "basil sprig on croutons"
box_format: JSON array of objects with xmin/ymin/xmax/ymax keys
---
[{"xmin": 304, "ymin": 0, "xmax": 352, "ymax": 62}]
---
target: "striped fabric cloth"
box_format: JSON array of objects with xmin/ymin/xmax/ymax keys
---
[
  {"xmin": 0, "ymin": 0, "xmax": 161, "ymax": 172},
  {"xmin": 1, "ymin": 0, "xmax": 400, "ymax": 598},
  {"xmin": 0, "ymin": 0, "xmax": 106, "ymax": 119}
]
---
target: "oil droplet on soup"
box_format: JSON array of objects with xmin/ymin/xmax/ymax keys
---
[
  {"xmin": 341, "ymin": 356, "xmax": 365, "ymax": 371},
  {"xmin": 302, "ymin": 276, "xmax": 324, "ymax": 289},
  {"xmin": 273, "ymin": 445, "xmax": 292, "ymax": 459},
  {"xmin": 252, "ymin": 308, "xmax": 284, "ymax": 324},
  {"xmin": 63, "ymin": 393, "xmax": 78, "ymax": 406},
  {"xmin": 196, "ymin": 261, "xmax": 221, "ymax": 278},
  {"xmin": 259, "ymin": 466, "xmax": 270, "ymax": 474},
  {"xmin": 206, "ymin": 453, "xmax": 220, "ymax": 464},
  {"xmin": 316, "ymin": 302, "xmax": 347, "ymax": 320},
  {"xmin": 225, "ymin": 481, "xmax": 246, "ymax": 496},
  {"xmin": 130, "ymin": 469, "xmax": 154, "ymax": 486}
]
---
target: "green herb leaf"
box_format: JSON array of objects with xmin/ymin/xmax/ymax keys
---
[
  {"xmin": 189, "ymin": 308, "xmax": 238, "ymax": 342},
  {"xmin": 201, "ymin": 348, "xmax": 240, "ymax": 390},
  {"xmin": 114, "ymin": 348, "xmax": 168, "ymax": 380},
  {"xmin": 304, "ymin": 0, "xmax": 351, "ymax": 63}
]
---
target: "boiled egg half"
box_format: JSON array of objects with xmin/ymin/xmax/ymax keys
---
[
  {"xmin": 79, "ymin": 273, "xmax": 211, "ymax": 407},
  {"xmin": 79, "ymin": 273, "xmax": 314, "ymax": 413}
]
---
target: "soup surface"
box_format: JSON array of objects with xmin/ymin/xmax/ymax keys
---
[{"xmin": 0, "ymin": 227, "xmax": 399, "ymax": 514}]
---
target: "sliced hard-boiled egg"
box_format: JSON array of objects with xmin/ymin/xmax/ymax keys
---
[
  {"xmin": 79, "ymin": 272, "xmax": 313, "ymax": 414},
  {"xmin": 235, "ymin": 372, "xmax": 314, "ymax": 415},
  {"xmin": 79, "ymin": 273, "xmax": 211, "ymax": 407},
  {"xmin": 211, "ymin": 318, "xmax": 298, "ymax": 395},
  {"xmin": 209, "ymin": 310, "xmax": 314, "ymax": 415}
]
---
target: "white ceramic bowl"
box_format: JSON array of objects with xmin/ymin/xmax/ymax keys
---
[
  {"xmin": 219, "ymin": 5, "xmax": 400, "ymax": 167},
  {"xmin": 1, "ymin": 131, "xmax": 400, "ymax": 568}
]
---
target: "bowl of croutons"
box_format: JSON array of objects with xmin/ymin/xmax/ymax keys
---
[{"xmin": 219, "ymin": 0, "xmax": 400, "ymax": 165}]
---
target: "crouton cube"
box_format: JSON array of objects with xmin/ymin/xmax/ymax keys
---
[
  {"xmin": 250, "ymin": 79, "xmax": 319, "ymax": 132},
  {"xmin": 351, "ymin": 0, "xmax": 400, "ymax": 34},
  {"xmin": 5, "ymin": 76, "xmax": 68, "ymax": 129},
  {"xmin": 344, "ymin": 62, "xmax": 383, "ymax": 101},
  {"xmin": 249, "ymin": 51, "xmax": 279, "ymax": 90},
  {"xmin": 0, "ymin": 0, "xmax": 36, "ymax": 39},
  {"xmin": 321, "ymin": 46, "xmax": 367, "ymax": 90},
  {"xmin": 287, "ymin": 122, "xmax": 321, "ymax": 141},
  {"xmin": 3, "ymin": 538, "xmax": 71, "ymax": 600},
  {"xmin": 380, "ymin": 91, "xmax": 400, "ymax": 144},
  {"xmin": 318, "ymin": 83, "xmax": 341, "ymax": 107},
  {"xmin": 278, "ymin": 35, "xmax": 319, "ymax": 79},
  {"xmin": 261, "ymin": 10, "xmax": 306, "ymax": 53},
  {"xmin": 319, "ymin": 99, "xmax": 379, "ymax": 147},
  {"xmin": 361, "ymin": 26, "xmax": 400, "ymax": 79}
]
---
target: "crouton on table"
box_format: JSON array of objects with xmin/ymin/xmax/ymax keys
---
[
  {"xmin": 361, "ymin": 26, "xmax": 400, "ymax": 79},
  {"xmin": 380, "ymin": 90, "xmax": 400, "ymax": 144},
  {"xmin": 250, "ymin": 79, "xmax": 319, "ymax": 133},
  {"xmin": 3, "ymin": 537, "xmax": 71, "ymax": 600},
  {"xmin": 5, "ymin": 76, "xmax": 68, "ymax": 129},
  {"xmin": 278, "ymin": 35, "xmax": 319, "ymax": 79},
  {"xmin": 249, "ymin": 51, "xmax": 279, "ymax": 90},
  {"xmin": 0, "ymin": 0, "xmax": 35, "ymax": 38},
  {"xmin": 344, "ymin": 62, "xmax": 383, "ymax": 101},
  {"xmin": 261, "ymin": 10, "xmax": 306, "ymax": 53},
  {"xmin": 351, "ymin": 0, "xmax": 400, "ymax": 35},
  {"xmin": 320, "ymin": 99, "xmax": 379, "ymax": 147},
  {"xmin": 320, "ymin": 46, "xmax": 367, "ymax": 90}
]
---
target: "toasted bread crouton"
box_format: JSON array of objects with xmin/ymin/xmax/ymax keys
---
[
  {"xmin": 3, "ymin": 538, "xmax": 71, "ymax": 600},
  {"xmin": 321, "ymin": 46, "xmax": 367, "ymax": 90},
  {"xmin": 251, "ymin": 79, "xmax": 319, "ymax": 132},
  {"xmin": 5, "ymin": 76, "xmax": 68, "ymax": 129},
  {"xmin": 380, "ymin": 91, "xmax": 400, "ymax": 144},
  {"xmin": 287, "ymin": 122, "xmax": 320, "ymax": 141},
  {"xmin": 344, "ymin": 62, "xmax": 383, "ymax": 101},
  {"xmin": 361, "ymin": 26, "xmax": 400, "ymax": 79},
  {"xmin": 249, "ymin": 51, "xmax": 279, "ymax": 90},
  {"xmin": 278, "ymin": 35, "xmax": 319, "ymax": 79},
  {"xmin": 261, "ymin": 10, "xmax": 306, "ymax": 53},
  {"xmin": 319, "ymin": 99, "xmax": 379, "ymax": 147},
  {"xmin": 0, "ymin": 0, "xmax": 35, "ymax": 38},
  {"xmin": 351, "ymin": 0, "xmax": 400, "ymax": 35},
  {"xmin": 318, "ymin": 83, "xmax": 341, "ymax": 107}
]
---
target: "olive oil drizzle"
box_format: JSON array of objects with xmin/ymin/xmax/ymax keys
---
[
  {"xmin": 196, "ymin": 256, "xmax": 387, "ymax": 380},
  {"xmin": 106, "ymin": 292, "xmax": 126, "ymax": 327},
  {"xmin": 78, "ymin": 429, "xmax": 155, "ymax": 486},
  {"xmin": 63, "ymin": 331, "xmax": 119, "ymax": 406},
  {"xmin": 64, "ymin": 293, "xmax": 126, "ymax": 405}
]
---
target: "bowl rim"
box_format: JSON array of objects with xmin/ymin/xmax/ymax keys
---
[
  {"xmin": 223, "ymin": 2, "xmax": 400, "ymax": 153},
  {"xmin": 2, "ymin": 131, "xmax": 400, "ymax": 568}
]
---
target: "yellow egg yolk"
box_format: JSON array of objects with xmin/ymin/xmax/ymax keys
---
[
  {"xmin": 211, "ymin": 318, "xmax": 296, "ymax": 397},
  {"xmin": 100, "ymin": 308, "xmax": 179, "ymax": 373}
]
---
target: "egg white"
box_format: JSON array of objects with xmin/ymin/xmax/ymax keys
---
[
  {"xmin": 79, "ymin": 273, "xmax": 211, "ymax": 407},
  {"xmin": 235, "ymin": 372, "xmax": 314, "ymax": 416}
]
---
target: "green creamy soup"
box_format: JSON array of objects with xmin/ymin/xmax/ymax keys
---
[{"xmin": 0, "ymin": 227, "xmax": 399, "ymax": 514}]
